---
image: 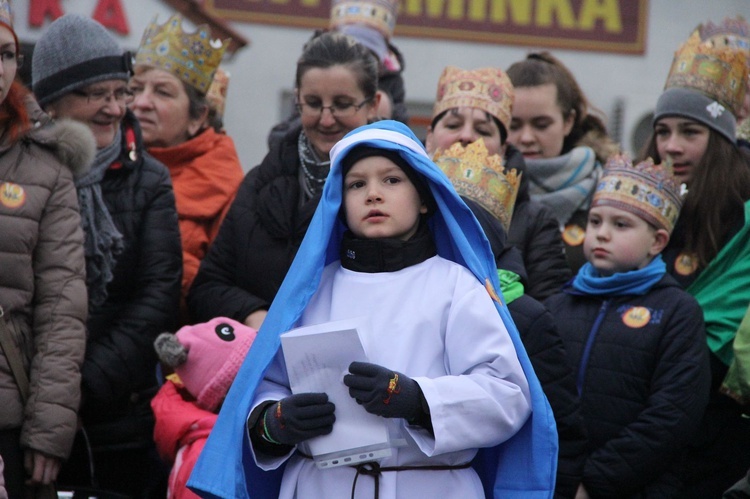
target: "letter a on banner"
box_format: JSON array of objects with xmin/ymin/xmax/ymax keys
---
[
  {"xmin": 93, "ymin": 0, "xmax": 130, "ymax": 34},
  {"xmin": 29, "ymin": 0, "xmax": 64, "ymax": 26}
]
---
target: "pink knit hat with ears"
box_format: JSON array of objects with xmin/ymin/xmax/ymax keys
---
[{"xmin": 154, "ymin": 317, "xmax": 257, "ymax": 411}]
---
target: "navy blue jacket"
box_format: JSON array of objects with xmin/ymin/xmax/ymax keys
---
[{"xmin": 545, "ymin": 275, "xmax": 710, "ymax": 498}]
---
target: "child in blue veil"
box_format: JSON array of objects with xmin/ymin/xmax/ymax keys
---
[{"xmin": 188, "ymin": 120, "xmax": 558, "ymax": 498}]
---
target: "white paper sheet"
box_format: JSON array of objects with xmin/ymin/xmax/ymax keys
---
[{"xmin": 281, "ymin": 317, "xmax": 392, "ymax": 468}]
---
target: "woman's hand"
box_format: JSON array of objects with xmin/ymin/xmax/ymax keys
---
[{"xmin": 24, "ymin": 450, "xmax": 61, "ymax": 485}]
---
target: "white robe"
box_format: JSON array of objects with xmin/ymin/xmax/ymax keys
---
[{"xmin": 251, "ymin": 256, "xmax": 531, "ymax": 499}]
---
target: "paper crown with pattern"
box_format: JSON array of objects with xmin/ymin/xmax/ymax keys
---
[
  {"xmin": 206, "ymin": 67, "xmax": 230, "ymax": 118},
  {"xmin": 432, "ymin": 66, "xmax": 515, "ymax": 135},
  {"xmin": 665, "ymin": 30, "xmax": 749, "ymax": 118},
  {"xmin": 135, "ymin": 14, "xmax": 229, "ymax": 94},
  {"xmin": 698, "ymin": 15, "xmax": 750, "ymax": 61},
  {"xmin": 330, "ymin": 0, "xmax": 400, "ymax": 40},
  {"xmin": 0, "ymin": 0, "xmax": 12, "ymax": 29},
  {"xmin": 593, "ymin": 154, "xmax": 683, "ymax": 233},
  {"xmin": 433, "ymin": 140, "xmax": 520, "ymax": 231}
]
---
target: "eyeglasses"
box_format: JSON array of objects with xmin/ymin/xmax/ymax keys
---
[
  {"xmin": 296, "ymin": 97, "xmax": 372, "ymax": 119},
  {"xmin": 0, "ymin": 50, "xmax": 23, "ymax": 68},
  {"xmin": 72, "ymin": 87, "xmax": 135, "ymax": 106}
]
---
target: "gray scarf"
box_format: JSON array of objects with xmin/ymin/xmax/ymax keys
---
[
  {"xmin": 525, "ymin": 146, "xmax": 601, "ymax": 227},
  {"xmin": 75, "ymin": 129, "xmax": 124, "ymax": 308},
  {"xmin": 297, "ymin": 132, "xmax": 330, "ymax": 200}
]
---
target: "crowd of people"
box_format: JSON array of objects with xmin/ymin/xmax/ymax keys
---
[{"xmin": 1, "ymin": 0, "xmax": 749, "ymax": 497}]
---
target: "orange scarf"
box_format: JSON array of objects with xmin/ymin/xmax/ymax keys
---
[{"xmin": 149, "ymin": 128, "xmax": 244, "ymax": 313}]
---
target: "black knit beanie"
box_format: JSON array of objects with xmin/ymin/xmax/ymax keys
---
[{"xmin": 341, "ymin": 146, "xmax": 437, "ymax": 215}]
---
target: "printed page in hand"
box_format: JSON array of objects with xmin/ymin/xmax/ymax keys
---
[{"xmin": 281, "ymin": 317, "xmax": 392, "ymax": 469}]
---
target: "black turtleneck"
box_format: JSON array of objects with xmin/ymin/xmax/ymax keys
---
[{"xmin": 339, "ymin": 222, "xmax": 436, "ymax": 273}]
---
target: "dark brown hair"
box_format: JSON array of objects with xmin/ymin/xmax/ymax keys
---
[
  {"xmin": 506, "ymin": 52, "xmax": 608, "ymax": 156},
  {"xmin": 641, "ymin": 128, "xmax": 750, "ymax": 268},
  {"xmin": 295, "ymin": 32, "xmax": 379, "ymax": 100}
]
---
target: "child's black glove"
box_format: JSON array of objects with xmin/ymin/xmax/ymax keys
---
[
  {"xmin": 344, "ymin": 361, "xmax": 426, "ymax": 423},
  {"xmin": 260, "ymin": 393, "xmax": 335, "ymax": 446}
]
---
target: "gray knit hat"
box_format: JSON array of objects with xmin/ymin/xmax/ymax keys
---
[
  {"xmin": 653, "ymin": 87, "xmax": 737, "ymax": 144},
  {"xmin": 32, "ymin": 14, "xmax": 131, "ymax": 107}
]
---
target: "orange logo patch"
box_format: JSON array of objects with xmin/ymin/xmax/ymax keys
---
[
  {"xmin": 622, "ymin": 306, "xmax": 651, "ymax": 328},
  {"xmin": 674, "ymin": 252, "xmax": 699, "ymax": 276},
  {"xmin": 0, "ymin": 182, "xmax": 25, "ymax": 209},
  {"xmin": 485, "ymin": 278, "xmax": 502, "ymax": 304},
  {"xmin": 562, "ymin": 224, "xmax": 585, "ymax": 246}
]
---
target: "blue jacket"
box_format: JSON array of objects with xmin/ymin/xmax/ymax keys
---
[{"xmin": 188, "ymin": 121, "xmax": 558, "ymax": 498}]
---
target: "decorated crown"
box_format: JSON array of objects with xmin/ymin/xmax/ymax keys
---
[
  {"xmin": 330, "ymin": 0, "xmax": 400, "ymax": 40},
  {"xmin": 665, "ymin": 30, "xmax": 749, "ymax": 117},
  {"xmin": 593, "ymin": 154, "xmax": 683, "ymax": 233},
  {"xmin": 135, "ymin": 14, "xmax": 229, "ymax": 94},
  {"xmin": 206, "ymin": 67, "xmax": 230, "ymax": 118},
  {"xmin": 433, "ymin": 140, "xmax": 520, "ymax": 231},
  {"xmin": 433, "ymin": 66, "xmax": 514, "ymax": 135},
  {"xmin": 698, "ymin": 15, "xmax": 750, "ymax": 58},
  {"xmin": 0, "ymin": 0, "xmax": 12, "ymax": 29}
]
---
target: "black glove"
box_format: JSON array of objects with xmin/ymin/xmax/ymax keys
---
[
  {"xmin": 258, "ymin": 393, "xmax": 335, "ymax": 446},
  {"xmin": 344, "ymin": 361, "xmax": 426, "ymax": 423}
]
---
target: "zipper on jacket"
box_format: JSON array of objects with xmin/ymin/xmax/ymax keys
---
[{"xmin": 576, "ymin": 299, "xmax": 610, "ymax": 396}]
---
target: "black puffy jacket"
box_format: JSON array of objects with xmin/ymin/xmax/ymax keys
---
[
  {"xmin": 189, "ymin": 124, "xmax": 319, "ymax": 323},
  {"xmin": 545, "ymin": 276, "xmax": 710, "ymax": 498},
  {"xmin": 80, "ymin": 111, "xmax": 182, "ymax": 447}
]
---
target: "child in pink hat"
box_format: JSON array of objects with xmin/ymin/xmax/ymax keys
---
[{"xmin": 152, "ymin": 317, "xmax": 257, "ymax": 498}]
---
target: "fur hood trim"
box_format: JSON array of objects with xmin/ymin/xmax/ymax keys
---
[{"xmin": 24, "ymin": 95, "xmax": 96, "ymax": 177}]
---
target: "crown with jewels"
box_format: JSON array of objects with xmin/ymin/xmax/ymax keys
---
[
  {"xmin": 665, "ymin": 30, "xmax": 749, "ymax": 118},
  {"xmin": 593, "ymin": 154, "xmax": 683, "ymax": 233},
  {"xmin": 433, "ymin": 140, "xmax": 520, "ymax": 231},
  {"xmin": 0, "ymin": 0, "xmax": 12, "ymax": 30},
  {"xmin": 135, "ymin": 14, "xmax": 229, "ymax": 94},
  {"xmin": 206, "ymin": 68, "xmax": 230, "ymax": 118},
  {"xmin": 330, "ymin": 0, "xmax": 400, "ymax": 40},
  {"xmin": 698, "ymin": 15, "xmax": 750, "ymax": 60},
  {"xmin": 433, "ymin": 66, "xmax": 514, "ymax": 135}
]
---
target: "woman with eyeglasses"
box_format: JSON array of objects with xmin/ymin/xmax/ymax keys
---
[
  {"xmin": 128, "ymin": 16, "xmax": 244, "ymax": 323},
  {"xmin": 0, "ymin": 3, "xmax": 89, "ymax": 497},
  {"xmin": 32, "ymin": 14, "xmax": 181, "ymax": 498},
  {"xmin": 188, "ymin": 32, "xmax": 379, "ymax": 329}
]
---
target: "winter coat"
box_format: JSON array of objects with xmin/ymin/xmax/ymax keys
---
[
  {"xmin": 152, "ymin": 380, "xmax": 215, "ymax": 499},
  {"xmin": 545, "ymin": 276, "xmax": 711, "ymax": 498},
  {"xmin": 149, "ymin": 128, "xmax": 244, "ymax": 322},
  {"xmin": 465, "ymin": 198, "xmax": 586, "ymax": 497},
  {"xmin": 80, "ymin": 110, "xmax": 182, "ymax": 449},
  {"xmin": 0, "ymin": 100, "xmax": 92, "ymax": 460},
  {"xmin": 189, "ymin": 124, "xmax": 319, "ymax": 323},
  {"xmin": 506, "ymin": 145, "xmax": 572, "ymax": 301},
  {"xmin": 509, "ymin": 295, "xmax": 587, "ymax": 498}
]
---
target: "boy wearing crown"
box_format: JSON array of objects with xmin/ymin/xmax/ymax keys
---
[
  {"xmin": 544, "ymin": 155, "xmax": 711, "ymax": 498},
  {"xmin": 436, "ymin": 140, "xmax": 587, "ymax": 498}
]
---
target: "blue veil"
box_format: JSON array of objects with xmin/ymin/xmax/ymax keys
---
[{"xmin": 188, "ymin": 120, "xmax": 558, "ymax": 498}]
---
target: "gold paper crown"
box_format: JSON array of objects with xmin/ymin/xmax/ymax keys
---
[
  {"xmin": 699, "ymin": 15, "xmax": 750, "ymax": 59},
  {"xmin": 433, "ymin": 66, "xmax": 514, "ymax": 135},
  {"xmin": 330, "ymin": 0, "xmax": 400, "ymax": 40},
  {"xmin": 135, "ymin": 14, "xmax": 229, "ymax": 94},
  {"xmin": 206, "ymin": 68, "xmax": 230, "ymax": 118},
  {"xmin": 665, "ymin": 30, "xmax": 749, "ymax": 117},
  {"xmin": 0, "ymin": 0, "xmax": 12, "ymax": 29},
  {"xmin": 593, "ymin": 154, "xmax": 683, "ymax": 233},
  {"xmin": 433, "ymin": 140, "xmax": 520, "ymax": 231}
]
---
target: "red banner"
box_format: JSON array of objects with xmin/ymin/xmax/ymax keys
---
[{"xmin": 206, "ymin": 0, "xmax": 648, "ymax": 54}]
